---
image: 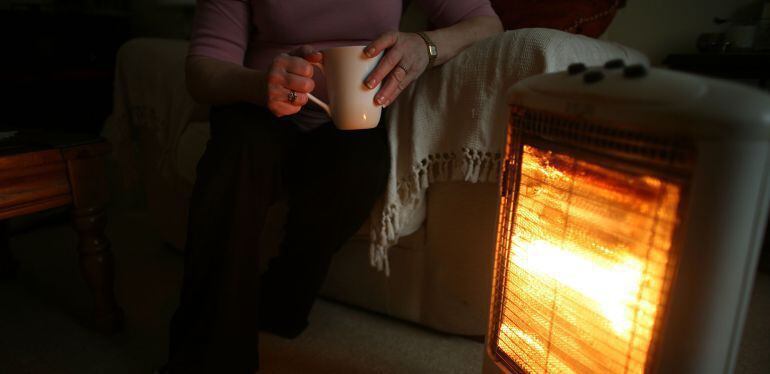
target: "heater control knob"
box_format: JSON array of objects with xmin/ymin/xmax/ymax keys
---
[
  {"xmin": 624, "ymin": 64, "xmax": 648, "ymax": 78},
  {"xmin": 568, "ymin": 63, "xmax": 587, "ymax": 75},
  {"xmin": 604, "ymin": 59, "xmax": 625, "ymax": 69},
  {"xmin": 583, "ymin": 71, "xmax": 605, "ymax": 84}
]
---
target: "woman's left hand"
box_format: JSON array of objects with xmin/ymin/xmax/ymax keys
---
[{"xmin": 364, "ymin": 31, "xmax": 430, "ymax": 107}]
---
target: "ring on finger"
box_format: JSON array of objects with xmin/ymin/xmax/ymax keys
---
[{"xmin": 287, "ymin": 90, "xmax": 298, "ymax": 104}]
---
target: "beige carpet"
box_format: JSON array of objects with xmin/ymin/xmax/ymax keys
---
[
  {"xmin": 1, "ymin": 208, "xmax": 768, "ymax": 373},
  {"xmin": 0, "ymin": 209, "xmax": 483, "ymax": 374}
]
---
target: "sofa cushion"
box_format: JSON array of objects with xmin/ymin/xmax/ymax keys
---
[{"xmin": 489, "ymin": 0, "xmax": 624, "ymax": 37}]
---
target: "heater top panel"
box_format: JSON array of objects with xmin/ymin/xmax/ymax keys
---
[{"xmin": 509, "ymin": 65, "xmax": 770, "ymax": 140}]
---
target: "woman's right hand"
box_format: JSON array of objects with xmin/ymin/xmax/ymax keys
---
[{"xmin": 265, "ymin": 45, "xmax": 322, "ymax": 117}]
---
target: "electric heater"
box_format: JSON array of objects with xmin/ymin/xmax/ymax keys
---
[{"xmin": 486, "ymin": 64, "xmax": 770, "ymax": 373}]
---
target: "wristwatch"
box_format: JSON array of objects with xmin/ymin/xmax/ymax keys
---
[{"xmin": 416, "ymin": 31, "xmax": 438, "ymax": 69}]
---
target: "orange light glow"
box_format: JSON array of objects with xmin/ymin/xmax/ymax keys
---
[
  {"xmin": 511, "ymin": 239, "xmax": 644, "ymax": 338},
  {"xmin": 494, "ymin": 145, "xmax": 681, "ymax": 374}
]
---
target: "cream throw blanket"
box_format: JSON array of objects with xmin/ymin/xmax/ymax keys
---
[{"xmin": 370, "ymin": 29, "xmax": 647, "ymax": 274}]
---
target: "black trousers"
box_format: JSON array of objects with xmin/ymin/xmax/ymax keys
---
[{"xmin": 167, "ymin": 104, "xmax": 390, "ymax": 373}]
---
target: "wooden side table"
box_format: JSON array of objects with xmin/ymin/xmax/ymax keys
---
[{"xmin": 0, "ymin": 137, "xmax": 123, "ymax": 334}]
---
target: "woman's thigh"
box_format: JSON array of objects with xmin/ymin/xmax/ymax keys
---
[
  {"xmin": 183, "ymin": 104, "xmax": 299, "ymax": 279},
  {"xmin": 208, "ymin": 103, "xmax": 297, "ymax": 155}
]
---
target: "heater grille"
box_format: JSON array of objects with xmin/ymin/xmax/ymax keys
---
[
  {"xmin": 513, "ymin": 108, "xmax": 694, "ymax": 172},
  {"xmin": 490, "ymin": 108, "xmax": 691, "ymax": 374}
]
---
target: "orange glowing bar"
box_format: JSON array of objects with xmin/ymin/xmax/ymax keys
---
[{"xmin": 494, "ymin": 145, "xmax": 681, "ymax": 374}]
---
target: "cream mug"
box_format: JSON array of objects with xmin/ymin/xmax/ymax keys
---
[{"xmin": 306, "ymin": 45, "xmax": 383, "ymax": 130}]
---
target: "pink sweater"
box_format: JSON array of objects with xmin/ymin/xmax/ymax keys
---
[{"xmin": 189, "ymin": 0, "xmax": 497, "ymax": 70}]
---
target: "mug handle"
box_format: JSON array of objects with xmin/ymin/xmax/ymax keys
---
[{"xmin": 305, "ymin": 61, "xmax": 332, "ymax": 116}]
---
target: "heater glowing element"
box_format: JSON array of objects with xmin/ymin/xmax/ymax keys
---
[
  {"xmin": 510, "ymin": 239, "xmax": 644, "ymax": 338},
  {"xmin": 493, "ymin": 145, "xmax": 682, "ymax": 374}
]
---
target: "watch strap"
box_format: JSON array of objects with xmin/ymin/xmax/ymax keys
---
[{"xmin": 416, "ymin": 31, "xmax": 437, "ymax": 68}]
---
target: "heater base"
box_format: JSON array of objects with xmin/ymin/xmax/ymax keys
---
[{"xmin": 482, "ymin": 351, "xmax": 502, "ymax": 374}]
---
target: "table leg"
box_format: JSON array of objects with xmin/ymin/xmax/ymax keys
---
[
  {"xmin": 72, "ymin": 206, "xmax": 123, "ymax": 333},
  {"xmin": 0, "ymin": 220, "xmax": 18, "ymax": 280},
  {"xmin": 64, "ymin": 142, "xmax": 123, "ymax": 334}
]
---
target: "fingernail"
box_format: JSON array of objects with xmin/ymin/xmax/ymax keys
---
[
  {"xmin": 375, "ymin": 95, "xmax": 384, "ymax": 105},
  {"xmin": 365, "ymin": 48, "xmax": 375, "ymax": 57},
  {"xmin": 366, "ymin": 79, "xmax": 376, "ymax": 89}
]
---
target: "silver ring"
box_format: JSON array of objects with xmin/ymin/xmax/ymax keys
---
[
  {"xmin": 288, "ymin": 90, "xmax": 297, "ymax": 104},
  {"xmin": 397, "ymin": 63, "xmax": 408, "ymax": 73}
]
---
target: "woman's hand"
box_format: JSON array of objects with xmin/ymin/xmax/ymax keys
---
[
  {"xmin": 265, "ymin": 45, "xmax": 322, "ymax": 117},
  {"xmin": 364, "ymin": 31, "xmax": 430, "ymax": 107}
]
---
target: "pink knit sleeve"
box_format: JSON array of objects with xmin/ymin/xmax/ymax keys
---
[
  {"xmin": 188, "ymin": 0, "xmax": 251, "ymax": 65},
  {"xmin": 415, "ymin": 0, "xmax": 497, "ymax": 28}
]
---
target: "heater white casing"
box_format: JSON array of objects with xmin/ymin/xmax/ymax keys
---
[{"xmin": 494, "ymin": 66, "xmax": 770, "ymax": 374}]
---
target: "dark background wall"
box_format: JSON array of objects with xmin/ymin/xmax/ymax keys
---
[
  {"xmin": 0, "ymin": 0, "xmax": 194, "ymax": 134},
  {"xmin": 0, "ymin": 0, "xmax": 194, "ymax": 38},
  {"xmin": 606, "ymin": 0, "xmax": 765, "ymax": 64}
]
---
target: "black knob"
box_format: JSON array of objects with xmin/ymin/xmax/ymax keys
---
[
  {"xmin": 568, "ymin": 63, "xmax": 587, "ymax": 75},
  {"xmin": 604, "ymin": 59, "xmax": 625, "ymax": 69},
  {"xmin": 583, "ymin": 71, "xmax": 605, "ymax": 84},
  {"xmin": 624, "ymin": 64, "xmax": 648, "ymax": 78}
]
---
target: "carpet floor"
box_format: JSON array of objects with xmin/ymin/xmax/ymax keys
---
[
  {"xmin": 0, "ymin": 209, "xmax": 483, "ymax": 374},
  {"xmin": 0, "ymin": 208, "xmax": 768, "ymax": 373}
]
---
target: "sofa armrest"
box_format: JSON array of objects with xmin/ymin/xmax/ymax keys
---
[{"xmin": 103, "ymin": 38, "xmax": 204, "ymax": 247}]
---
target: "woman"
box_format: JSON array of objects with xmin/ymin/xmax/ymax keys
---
[{"xmin": 167, "ymin": 1, "xmax": 502, "ymax": 372}]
